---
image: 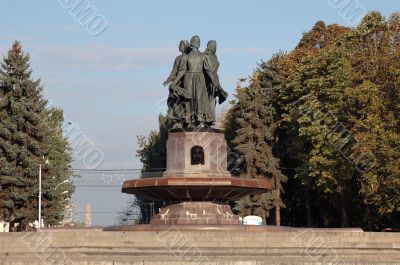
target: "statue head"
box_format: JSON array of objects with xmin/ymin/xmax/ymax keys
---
[
  {"xmin": 179, "ymin": 40, "xmax": 190, "ymax": 53},
  {"xmin": 206, "ymin": 40, "xmax": 217, "ymax": 54},
  {"xmin": 190, "ymin": 35, "xmax": 201, "ymax": 49}
]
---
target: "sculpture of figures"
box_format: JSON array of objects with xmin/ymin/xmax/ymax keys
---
[
  {"xmin": 163, "ymin": 40, "xmax": 190, "ymax": 87},
  {"xmin": 164, "ymin": 36, "xmax": 228, "ymax": 128},
  {"xmin": 204, "ymin": 40, "xmax": 228, "ymax": 124},
  {"xmin": 163, "ymin": 40, "xmax": 191, "ymax": 128}
]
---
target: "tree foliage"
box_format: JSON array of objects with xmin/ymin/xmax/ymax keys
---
[
  {"xmin": 225, "ymin": 12, "xmax": 400, "ymax": 230},
  {"xmin": 287, "ymin": 12, "xmax": 399, "ymax": 229},
  {"xmin": 226, "ymin": 62, "xmax": 287, "ymax": 225},
  {"xmin": 0, "ymin": 41, "xmax": 73, "ymax": 230},
  {"xmin": 136, "ymin": 114, "xmax": 170, "ymax": 172},
  {"xmin": 131, "ymin": 12, "xmax": 399, "ymax": 230},
  {"xmin": 134, "ymin": 114, "xmax": 171, "ymax": 223},
  {"xmin": 43, "ymin": 107, "xmax": 74, "ymax": 226}
]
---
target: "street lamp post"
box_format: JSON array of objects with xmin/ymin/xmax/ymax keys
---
[
  {"xmin": 54, "ymin": 180, "xmax": 70, "ymax": 191},
  {"xmin": 38, "ymin": 158, "xmax": 49, "ymax": 229},
  {"xmin": 38, "ymin": 164, "xmax": 42, "ymax": 229}
]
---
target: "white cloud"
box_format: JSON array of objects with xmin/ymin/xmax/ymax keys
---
[
  {"xmin": 29, "ymin": 44, "xmax": 177, "ymax": 72},
  {"xmin": 1, "ymin": 41, "xmax": 272, "ymax": 75}
]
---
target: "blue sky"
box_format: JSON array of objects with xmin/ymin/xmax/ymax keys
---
[{"xmin": 1, "ymin": 0, "xmax": 398, "ymax": 225}]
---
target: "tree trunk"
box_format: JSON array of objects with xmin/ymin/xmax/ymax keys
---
[
  {"xmin": 275, "ymin": 188, "xmax": 281, "ymax": 226},
  {"xmin": 305, "ymin": 187, "xmax": 313, "ymax": 227},
  {"xmin": 366, "ymin": 207, "xmax": 372, "ymax": 231},
  {"xmin": 339, "ymin": 194, "xmax": 349, "ymax": 227}
]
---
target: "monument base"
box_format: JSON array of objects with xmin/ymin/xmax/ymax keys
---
[{"xmin": 150, "ymin": 201, "xmax": 241, "ymax": 225}]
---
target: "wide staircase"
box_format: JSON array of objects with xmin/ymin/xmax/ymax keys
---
[{"xmin": 1, "ymin": 228, "xmax": 400, "ymax": 264}]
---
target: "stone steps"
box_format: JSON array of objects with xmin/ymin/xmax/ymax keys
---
[
  {"xmin": 2, "ymin": 242, "xmax": 400, "ymax": 250},
  {"xmin": 2, "ymin": 247, "xmax": 400, "ymax": 255},
  {"xmin": 1, "ymin": 230, "xmax": 400, "ymax": 264},
  {"xmin": 2, "ymin": 233, "xmax": 400, "ymax": 243},
  {"xmin": 2, "ymin": 253, "xmax": 400, "ymax": 262}
]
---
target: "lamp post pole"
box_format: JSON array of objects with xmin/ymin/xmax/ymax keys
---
[
  {"xmin": 38, "ymin": 164, "xmax": 42, "ymax": 229},
  {"xmin": 54, "ymin": 180, "xmax": 69, "ymax": 191},
  {"xmin": 38, "ymin": 157, "xmax": 49, "ymax": 229}
]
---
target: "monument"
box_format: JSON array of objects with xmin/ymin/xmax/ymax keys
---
[
  {"xmin": 6, "ymin": 36, "xmax": 390, "ymax": 265},
  {"xmin": 109, "ymin": 36, "xmax": 273, "ymax": 227}
]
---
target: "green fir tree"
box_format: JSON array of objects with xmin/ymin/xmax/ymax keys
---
[
  {"xmin": 0, "ymin": 41, "xmax": 74, "ymax": 230},
  {"xmin": 231, "ymin": 72, "xmax": 286, "ymax": 225}
]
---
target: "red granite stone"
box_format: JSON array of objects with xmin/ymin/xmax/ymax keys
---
[
  {"xmin": 121, "ymin": 131, "xmax": 272, "ymax": 226},
  {"xmin": 150, "ymin": 202, "xmax": 241, "ymax": 225},
  {"xmin": 122, "ymin": 176, "xmax": 272, "ymax": 201}
]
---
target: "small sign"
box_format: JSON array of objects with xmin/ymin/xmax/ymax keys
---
[{"xmin": 243, "ymin": 216, "xmax": 262, "ymax": 225}]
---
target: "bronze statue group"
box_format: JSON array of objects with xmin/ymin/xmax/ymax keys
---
[{"xmin": 163, "ymin": 36, "xmax": 228, "ymax": 129}]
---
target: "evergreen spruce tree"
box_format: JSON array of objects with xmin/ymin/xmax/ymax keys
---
[
  {"xmin": 259, "ymin": 54, "xmax": 288, "ymax": 226},
  {"xmin": 0, "ymin": 41, "xmax": 50, "ymax": 230},
  {"xmin": 232, "ymin": 71, "xmax": 286, "ymax": 225},
  {"xmin": 0, "ymin": 41, "xmax": 73, "ymax": 230}
]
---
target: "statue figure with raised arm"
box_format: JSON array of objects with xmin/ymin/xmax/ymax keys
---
[
  {"xmin": 164, "ymin": 36, "xmax": 228, "ymax": 129},
  {"xmin": 163, "ymin": 40, "xmax": 191, "ymax": 129}
]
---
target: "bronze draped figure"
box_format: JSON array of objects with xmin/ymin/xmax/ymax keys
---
[
  {"xmin": 164, "ymin": 36, "xmax": 228, "ymax": 129},
  {"xmin": 163, "ymin": 40, "xmax": 192, "ymax": 127}
]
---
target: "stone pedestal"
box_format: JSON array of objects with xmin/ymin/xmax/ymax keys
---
[
  {"xmin": 150, "ymin": 202, "xmax": 240, "ymax": 225},
  {"xmin": 120, "ymin": 128, "xmax": 273, "ymax": 227},
  {"xmin": 163, "ymin": 129, "xmax": 231, "ymax": 178}
]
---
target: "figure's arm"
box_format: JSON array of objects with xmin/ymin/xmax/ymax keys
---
[
  {"xmin": 206, "ymin": 70, "xmax": 220, "ymax": 86},
  {"xmin": 173, "ymin": 55, "xmax": 188, "ymax": 85},
  {"xmin": 204, "ymin": 55, "xmax": 220, "ymax": 86},
  {"xmin": 163, "ymin": 57, "xmax": 179, "ymax": 86},
  {"xmin": 204, "ymin": 55, "xmax": 228, "ymax": 103}
]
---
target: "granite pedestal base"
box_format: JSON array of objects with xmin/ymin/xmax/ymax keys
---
[
  {"xmin": 150, "ymin": 201, "xmax": 240, "ymax": 225},
  {"xmin": 163, "ymin": 129, "xmax": 231, "ymax": 178},
  {"xmin": 122, "ymin": 129, "xmax": 273, "ymax": 227}
]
